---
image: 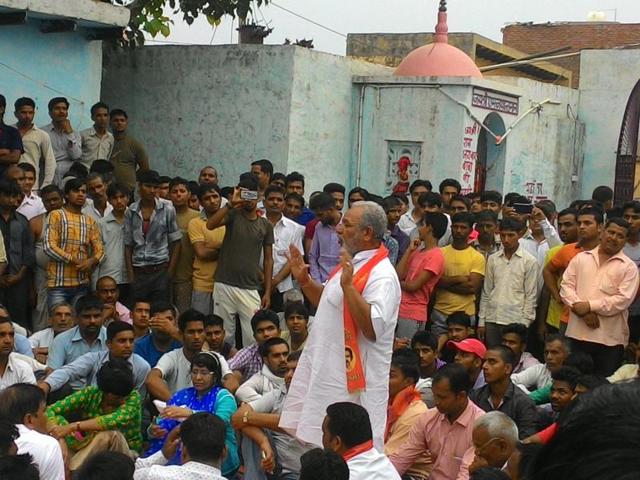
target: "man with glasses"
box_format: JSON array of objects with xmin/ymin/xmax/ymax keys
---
[{"xmin": 468, "ymin": 411, "xmax": 519, "ymax": 475}]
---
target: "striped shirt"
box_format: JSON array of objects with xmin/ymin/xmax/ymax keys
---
[{"xmin": 44, "ymin": 208, "xmax": 104, "ymax": 288}]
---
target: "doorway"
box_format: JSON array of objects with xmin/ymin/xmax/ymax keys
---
[
  {"xmin": 615, "ymin": 79, "xmax": 640, "ymax": 204},
  {"xmin": 476, "ymin": 112, "xmax": 507, "ymax": 192}
]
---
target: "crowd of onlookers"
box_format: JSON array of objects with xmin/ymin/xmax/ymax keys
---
[{"xmin": 0, "ymin": 94, "xmax": 639, "ymax": 480}]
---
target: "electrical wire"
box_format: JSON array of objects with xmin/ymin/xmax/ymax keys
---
[
  {"xmin": 269, "ymin": 1, "xmax": 346, "ymax": 38},
  {"xmin": 0, "ymin": 61, "xmax": 84, "ymax": 105}
]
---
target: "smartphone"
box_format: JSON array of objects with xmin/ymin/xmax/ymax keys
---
[
  {"xmin": 513, "ymin": 202, "xmax": 533, "ymax": 214},
  {"xmin": 240, "ymin": 190, "xmax": 258, "ymax": 201}
]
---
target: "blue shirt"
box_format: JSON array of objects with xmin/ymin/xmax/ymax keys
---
[
  {"xmin": 0, "ymin": 123, "xmax": 23, "ymax": 178},
  {"xmin": 124, "ymin": 198, "xmax": 181, "ymax": 267},
  {"xmin": 45, "ymin": 350, "xmax": 150, "ymax": 392},
  {"xmin": 14, "ymin": 334, "xmax": 34, "ymax": 357},
  {"xmin": 295, "ymin": 207, "xmax": 315, "ymax": 226},
  {"xmin": 134, "ymin": 333, "xmax": 181, "ymax": 368},
  {"xmin": 47, "ymin": 326, "xmax": 107, "ymax": 370}
]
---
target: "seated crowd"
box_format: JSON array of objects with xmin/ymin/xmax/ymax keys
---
[{"xmin": 0, "ymin": 96, "xmax": 639, "ymax": 480}]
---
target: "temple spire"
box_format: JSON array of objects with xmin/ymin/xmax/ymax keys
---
[{"xmin": 435, "ymin": 0, "xmax": 448, "ymax": 43}]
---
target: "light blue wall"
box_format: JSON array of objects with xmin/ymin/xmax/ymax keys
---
[
  {"xmin": 0, "ymin": 22, "xmax": 102, "ymax": 129},
  {"xmin": 356, "ymin": 83, "xmax": 465, "ymax": 195},
  {"xmin": 578, "ymin": 50, "xmax": 640, "ymax": 199},
  {"xmin": 101, "ymin": 45, "xmax": 390, "ymax": 192}
]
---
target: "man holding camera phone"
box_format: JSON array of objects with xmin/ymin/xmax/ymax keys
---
[{"xmin": 207, "ymin": 172, "xmax": 274, "ymax": 348}]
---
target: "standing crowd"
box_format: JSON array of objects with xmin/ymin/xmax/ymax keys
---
[{"xmin": 0, "ymin": 95, "xmax": 639, "ymax": 480}]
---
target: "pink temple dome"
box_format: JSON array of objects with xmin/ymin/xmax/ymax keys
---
[{"xmin": 394, "ymin": 1, "xmax": 483, "ymax": 78}]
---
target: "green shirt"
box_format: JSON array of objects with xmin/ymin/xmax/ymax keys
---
[
  {"xmin": 529, "ymin": 385, "xmax": 551, "ymax": 405},
  {"xmin": 46, "ymin": 386, "xmax": 142, "ymax": 452}
]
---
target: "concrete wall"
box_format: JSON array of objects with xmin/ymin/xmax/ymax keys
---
[
  {"xmin": 0, "ymin": 22, "xmax": 102, "ymax": 129},
  {"xmin": 492, "ymin": 77, "xmax": 583, "ymax": 206},
  {"xmin": 102, "ymin": 44, "xmax": 390, "ymax": 193},
  {"xmin": 354, "ymin": 76, "xmax": 582, "ymax": 207},
  {"xmin": 578, "ymin": 49, "xmax": 640, "ymax": 199},
  {"xmin": 102, "ymin": 45, "xmax": 296, "ymax": 187}
]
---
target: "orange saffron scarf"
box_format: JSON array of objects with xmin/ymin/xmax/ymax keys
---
[
  {"xmin": 385, "ymin": 385, "xmax": 422, "ymax": 441},
  {"xmin": 329, "ymin": 245, "xmax": 389, "ymax": 393}
]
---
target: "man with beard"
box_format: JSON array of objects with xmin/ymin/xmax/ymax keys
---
[
  {"xmin": 47, "ymin": 295, "xmax": 107, "ymax": 372},
  {"xmin": 561, "ymin": 218, "xmax": 640, "ymax": 376},
  {"xmin": 280, "ymin": 201, "xmax": 401, "ymax": 450}
]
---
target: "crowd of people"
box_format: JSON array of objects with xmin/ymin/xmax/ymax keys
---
[{"xmin": 0, "ymin": 94, "xmax": 639, "ymax": 480}]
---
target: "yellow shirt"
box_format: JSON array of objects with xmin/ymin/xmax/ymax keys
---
[
  {"xmin": 544, "ymin": 244, "xmax": 564, "ymax": 329},
  {"xmin": 188, "ymin": 216, "xmax": 225, "ymax": 292},
  {"xmin": 433, "ymin": 245, "xmax": 485, "ymax": 315}
]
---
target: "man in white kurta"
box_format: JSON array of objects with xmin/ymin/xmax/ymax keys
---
[{"xmin": 279, "ymin": 201, "xmax": 401, "ymax": 450}]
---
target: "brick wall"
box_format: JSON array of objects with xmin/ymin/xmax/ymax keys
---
[{"xmin": 503, "ymin": 23, "xmax": 640, "ymax": 87}]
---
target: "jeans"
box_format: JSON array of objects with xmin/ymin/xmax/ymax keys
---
[{"xmin": 47, "ymin": 285, "xmax": 89, "ymax": 311}]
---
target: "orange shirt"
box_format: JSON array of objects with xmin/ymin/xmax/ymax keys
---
[{"xmin": 548, "ymin": 243, "xmax": 583, "ymax": 324}]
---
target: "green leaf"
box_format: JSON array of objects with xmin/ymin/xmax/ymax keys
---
[
  {"xmin": 206, "ymin": 15, "xmax": 221, "ymax": 26},
  {"xmin": 160, "ymin": 24, "xmax": 170, "ymax": 37}
]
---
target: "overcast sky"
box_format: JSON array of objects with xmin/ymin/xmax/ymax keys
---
[{"xmin": 146, "ymin": 0, "xmax": 640, "ymax": 55}]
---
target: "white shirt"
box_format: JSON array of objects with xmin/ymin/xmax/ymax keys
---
[
  {"xmin": 17, "ymin": 193, "xmax": 46, "ymax": 221},
  {"xmin": 14, "ymin": 124, "xmax": 56, "ymax": 190},
  {"xmin": 80, "ymin": 127, "xmax": 114, "ymax": 167},
  {"xmin": 16, "ymin": 424, "xmax": 65, "ymax": 480},
  {"xmin": 511, "ymin": 363, "xmax": 552, "ymax": 393},
  {"xmin": 398, "ymin": 211, "xmax": 419, "ymax": 236},
  {"xmin": 155, "ymin": 349, "xmax": 230, "ymax": 394},
  {"xmin": 29, "ymin": 328, "xmax": 55, "ymax": 349},
  {"xmin": 280, "ymin": 248, "xmax": 401, "ymax": 450},
  {"xmin": 478, "ymin": 246, "xmax": 539, "ymax": 327},
  {"xmin": 261, "ymin": 215, "xmax": 304, "ymax": 293},
  {"xmin": 347, "ymin": 447, "xmax": 401, "ymax": 480},
  {"xmin": 235, "ymin": 364, "xmax": 286, "ymax": 404},
  {"xmin": 11, "ymin": 353, "xmax": 47, "ymax": 372},
  {"xmin": 82, "ymin": 197, "xmax": 113, "ymax": 221},
  {"xmin": 0, "ymin": 354, "xmax": 36, "ymax": 391},
  {"xmin": 135, "ymin": 450, "xmax": 226, "ymax": 480}
]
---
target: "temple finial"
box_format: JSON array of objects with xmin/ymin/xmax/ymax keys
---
[{"xmin": 435, "ymin": 0, "xmax": 448, "ymax": 43}]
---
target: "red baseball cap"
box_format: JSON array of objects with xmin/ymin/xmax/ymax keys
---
[{"xmin": 447, "ymin": 338, "xmax": 486, "ymax": 359}]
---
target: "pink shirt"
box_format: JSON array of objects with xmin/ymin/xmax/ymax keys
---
[
  {"xmin": 389, "ymin": 400, "xmax": 485, "ymax": 480},
  {"xmin": 399, "ymin": 248, "xmax": 445, "ymax": 322},
  {"xmin": 560, "ymin": 246, "xmax": 639, "ymax": 346},
  {"xmin": 116, "ymin": 301, "xmax": 132, "ymax": 324}
]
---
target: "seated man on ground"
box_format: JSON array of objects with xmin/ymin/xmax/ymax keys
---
[
  {"xmin": 145, "ymin": 309, "xmax": 232, "ymax": 402},
  {"xmin": 389, "ymin": 364, "xmax": 485, "ymax": 479},
  {"xmin": 384, "ymin": 348, "xmax": 430, "ymax": 480},
  {"xmin": 134, "ymin": 301, "xmax": 181, "ymax": 369},
  {"xmin": 299, "ymin": 448, "xmax": 349, "ymax": 480},
  {"xmin": 511, "ymin": 334, "xmax": 570, "ymax": 393},
  {"xmin": 39, "ymin": 321, "xmax": 150, "ymax": 395},
  {"xmin": 134, "ymin": 412, "xmax": 227, "ymax": 479},
  {"xmin": 0, "ymin": 316, "xmax": 36, "ymax": 391},
  {"xmin": 449, "ymin": 337, "xmax": 486, "ymax": 390},
  {"xmin": 47, "ymin": 295, "xmax": 108, "ymax": 372},
  {"xmin": 525, "ymin": 366, "xmax": 581, "ymax": 445},
  {"xmin": 0, "ymin": 383, "xmax": 65, "ymax": 480},
  {"xmin": 235, "ymin": 337, "xmax": 289, "ymax": 404},
  {"xmin": 145, "ymin": 351, "xmax": 239, "ymax": 477},
  {"xmin": 233, "ymin": 350, "xmax": 314, "ymax": 480},
  {"xmin": 470, "ymin": 345, "xmax": 539, "ymax": 439},
  {"xmin": 204, "ymin": 314, "xmax": 236, "ymax": 360},
  {"xmin": 280, "ymin": 301, "xmax": 310, "ymax": 352},
  {"xmin": 501, "ymin": 323, "xmax": 540, "ymax": 374},
  {"xmin": 322, "ymin": 401, "xmax": 401, "ymax": 480},
  {"xmin": 229, "ymin": 309, "xmax": 281, "ymax": 383},
  {"xmin": 28, "ymin": 302, "xmax": 74, "ymax": 364},
  {"xmin": 412, "ymin": 331, "xmax": 446, "ymax": 407},
  {"xmin": 469, "ymin": 411, "xmax": 519, "ymax": 475},
  {"xmin": 46, "ymin": 358, "xmax": 142, "ymax": 471}
]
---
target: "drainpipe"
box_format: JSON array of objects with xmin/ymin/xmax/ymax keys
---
[{"xmin": 355, "ymin": 84, "xmax": 367, "ymax": 187}]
